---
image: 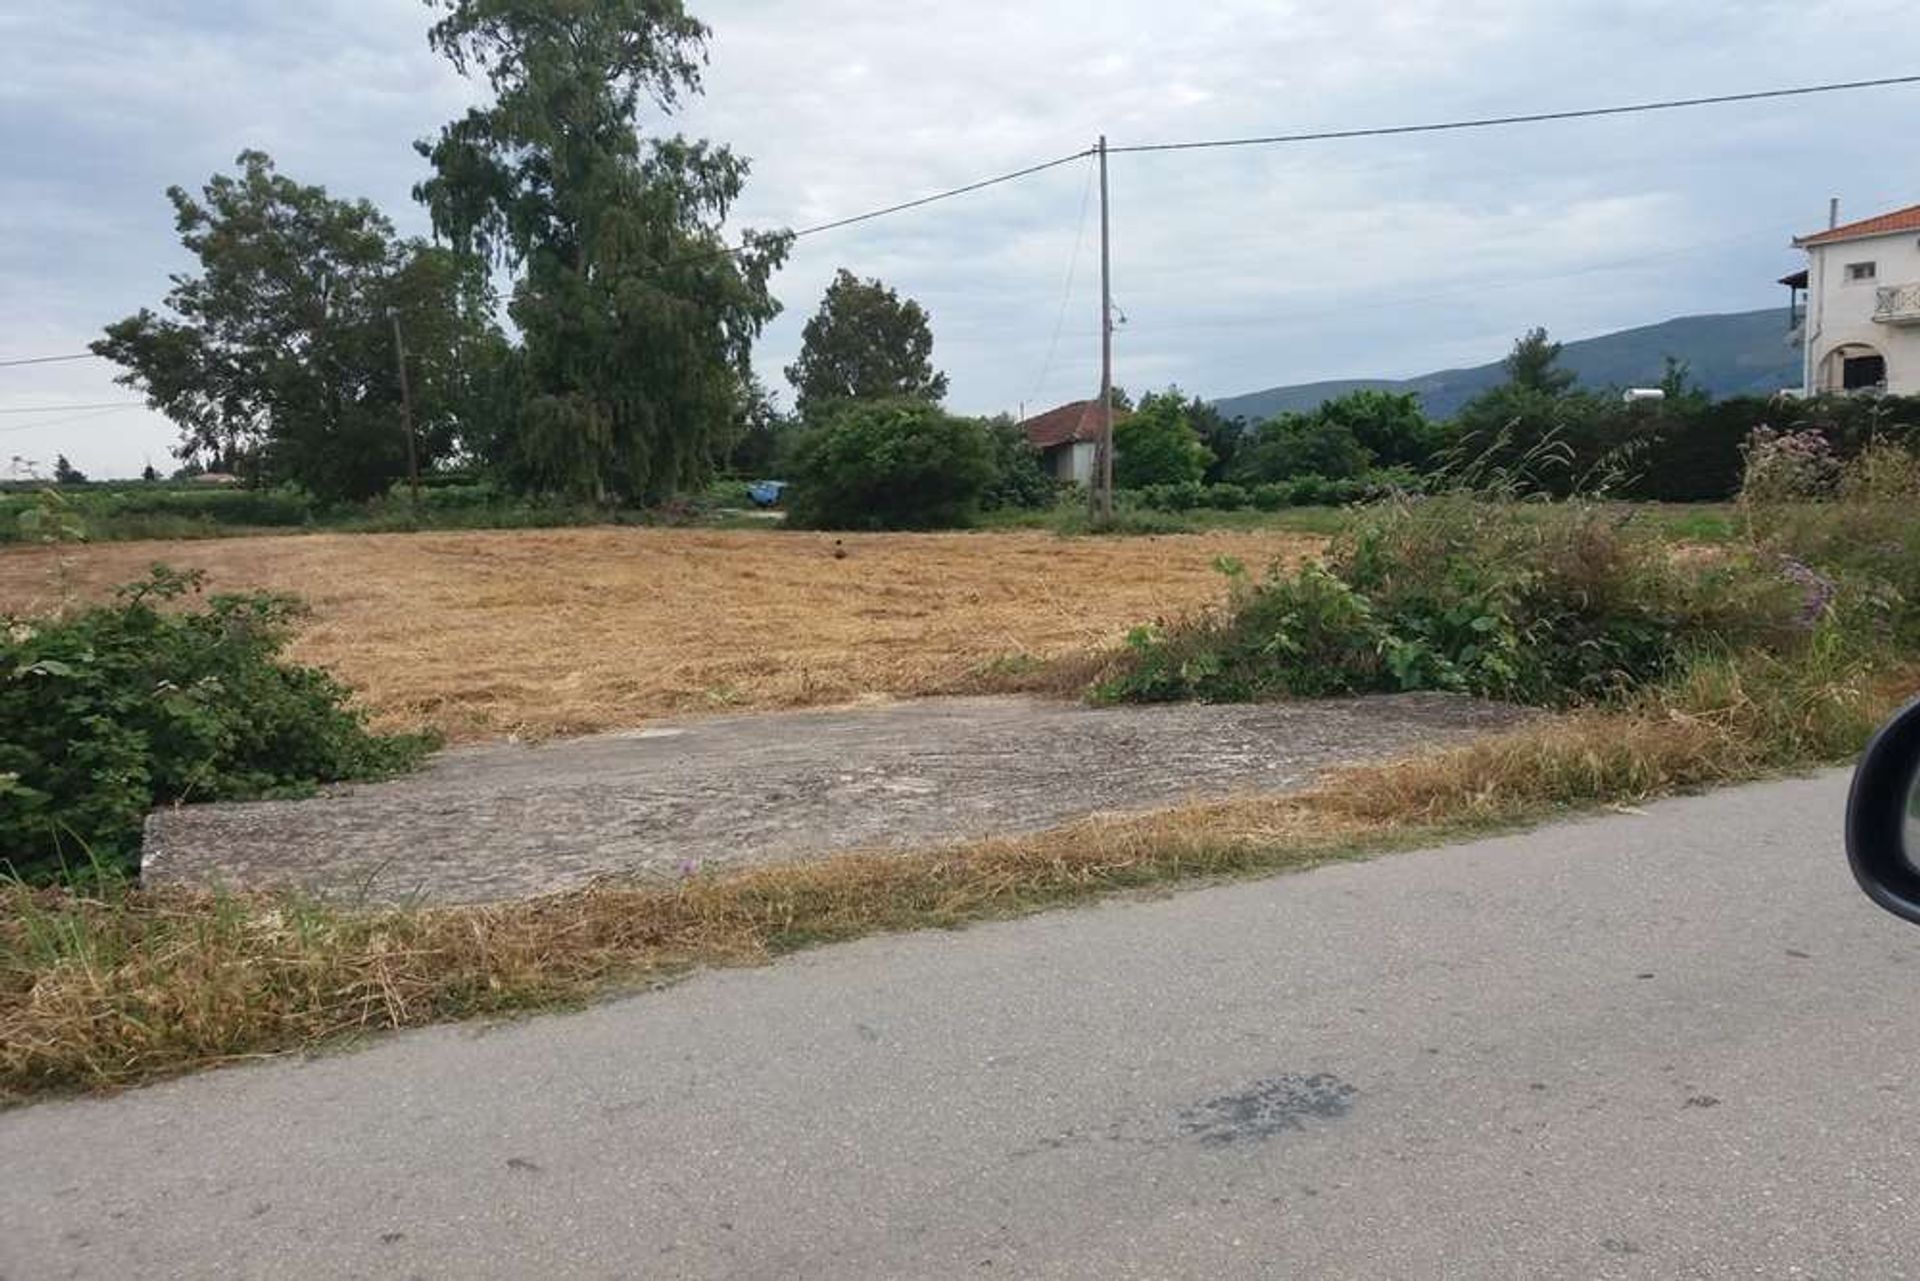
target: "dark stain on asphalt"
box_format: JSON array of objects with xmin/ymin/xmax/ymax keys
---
[
  {"xmin": 505, "ymin": 1157, "xmax": 543, "ymax": 1173},
  {"xmin": 1684, "ymin": 1095, "xmax": 1722, "ymax": 1109},
  {"xmin": 1179, "ymin": 1074, "xmax": 1357, "ymax": 1148},
  {"xmin": 1786, "ymin": 949, "xmax": 1812, "ymax": 959}
]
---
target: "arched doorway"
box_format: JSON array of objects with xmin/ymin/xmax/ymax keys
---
[{"xmin": 1817, "ymin": 342, "xmax": 1888, "ymax": 394}]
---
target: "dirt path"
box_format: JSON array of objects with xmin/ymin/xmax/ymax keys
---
[{"xmin": 143, "ymin": 693, "xmax": 1528, "ymax": 904}]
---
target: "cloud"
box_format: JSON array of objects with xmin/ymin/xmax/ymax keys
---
[{"xmin": 4, "ymin": 0, "xmax": 1919, "ymax": 474}]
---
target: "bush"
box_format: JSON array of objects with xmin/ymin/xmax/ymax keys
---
[
  {"xmin": 1250, "ymin": 483, "xmax": 1289, "ymax": 512},
  {"xmin": 1051, "ymin": 508, "xmax": 1197, "ymax": 537},
  {"xmin": 1362, "ymin": 466, "xmax": 1427, "ymax": 498},
  {"xmin": 1745, "ymin": 442, "xmax": 1920, "ymax": 643},
  {"xmin": 701, "ymin": 479, "xmax": 757, "ymax": 509},
  {"xmin": 981, "ymin": 418, "xmax": 1058, "ymax": 511},
  {"xmin": 1127, "ymin": 484, "xmax": 1173, "ymax": 512},
  {"xmin": 1, "ymin": 567, "xmax": 433, "ymax": 880},
  {"xmin": 786, "ymin": 399, "xmax": 997, "ymax": 530},
  {"xmin": 1285, "ymin": 474, "xmax": 1368, "ymax": 506},
  {"xmin": 1166, "ymin": 481, "xmax": 1208, "ymax": 512},
  {"xmin": 1099, "ymin": 497, "xmax": 1808, "ymax": 708},
  {"xmin": 1740, "ymin": 426, "xmax": 1842, "ymax": 502},
  {"xmin": 1205, "ymin": 483, "xmax": 1250, "ymax": 511},
  {"xmin": 97, "ymin": 486, "xmax": 320, "ymax": 527}
]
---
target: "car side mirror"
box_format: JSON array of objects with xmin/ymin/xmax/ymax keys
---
[{"xmin": 1847, "ymin": 697, "xmax": 1920, "ymax": 925}]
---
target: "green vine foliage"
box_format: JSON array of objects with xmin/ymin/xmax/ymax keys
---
[{"xmin": 1, "ymin": 567, "xmax": 433, "ymax": 880}]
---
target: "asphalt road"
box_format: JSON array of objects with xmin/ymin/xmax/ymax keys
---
[{"xmin": 8, "ymin": 770, "xmax": 1920, "ymax": 1278}]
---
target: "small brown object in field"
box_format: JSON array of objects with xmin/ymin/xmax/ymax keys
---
[{"xmin": 833, "ymin": 539, "xmax": 848, "ymax": 560}]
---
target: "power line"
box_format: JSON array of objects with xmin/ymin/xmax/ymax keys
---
[
  {"xmin": 783, "ymin": 149, "xmax": 1095, "ymax": 241},
  {"xmin": 1110, "ymin": 74, "xmax": 1920, "ymax": 155},
  {"xmin": 0, "ymin": 401, "xmax": 142, "ymax": 416},
  {"xmin": 0, "ymin": 352, "xmax": 97, "ymax": 368},
  {"xmin": 689, "ymin": 147, "xmax": 1095, "ymax": 268},
  {"xmin": 688, "ymin": 75, "xmax": 1919, "ymax": 266},
  {"xmin": 1026, "ymin": 154, "xmax": 1100, "ymax": 405},
  {"xmin": 0, "ymin": 405, "xmax": 142, "ymax": 435}
]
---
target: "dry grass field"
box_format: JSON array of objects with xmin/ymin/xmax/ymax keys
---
[{"xmin": 0, "ymin": 527, "xmax": 1319, "ymax": 741}]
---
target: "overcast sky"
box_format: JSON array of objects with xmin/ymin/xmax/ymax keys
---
[{"xmin": 4, "ymin": 0, "xmax": 1918, "ymax": 477}]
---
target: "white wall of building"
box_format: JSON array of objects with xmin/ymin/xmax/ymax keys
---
[
  {"xmin": 1804, "ymin": 231, "xmax": 1920, "ymax": 395},
  {"xmin": 1048, "ymin": 441, "xmax": 1098, "ymax": 485}
]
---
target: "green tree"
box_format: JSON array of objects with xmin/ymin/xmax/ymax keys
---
[
  {"xmin": 1314, "ymin": 390, "xmax": 1437, "ymax": 471},
  {"xmin": 1657, "ymin": 356, "xmax": 1711, "ymax": 410},
  {"xmin": 1447, "ymin": 385, "xmax": 1614, "ymax": 496},
  {"xmin": 1113, "ymin": 391, "xmax": 1213, "ymax": 488},
  {"xmin": 786, "ymin": 399, "xmax": 996, "ymax": 530},
  {"xmin": 416, "ymin": 0, "xmax": 789, "ymax": 502},
  {"xmin": 93, "ymin": 151, "xmax": 497, "ymax": 500},
  {"xmin": 786, "ymin": 270, "xmax": 948, "ymax": 422},
  {"xmin": 720, "ymin": 375, "xmax": 797, "ymax": 476},
  {"xmin": 1503, "ymin": 327, "xmax": 1577, "ymax": 396},
  {"xmin": 51, "ymin": 455, "xmax": 87, "ymax": 485},
  {"xmin": 1232, "ymin": 413, "xmax": 1371, "ymax": 484},
  {"xmin": 1130, "ymin": 387, "xmax": 1241, "ymax": 482}
]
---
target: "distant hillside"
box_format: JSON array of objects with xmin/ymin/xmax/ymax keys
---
[{"xmin": 1214, "ymin": 309, "xmax": 1801, "ymax": 423}]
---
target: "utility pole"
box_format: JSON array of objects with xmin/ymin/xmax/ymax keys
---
[
  {"xmin": 1095, "ymin": 134, "xmax": 1115, "ymax": 520},
  {"xmin": 390, "ymin": 310, "xmax": 421, "ymax": 507}
]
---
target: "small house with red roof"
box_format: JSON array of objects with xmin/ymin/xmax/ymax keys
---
[
  {"xmin": 1018, "ymin": 400, "xmax": 1127, "ymax": 485},
  {"xmin": 1783, "ymin": 200, "xmax": 1920, "ymax": 396}
]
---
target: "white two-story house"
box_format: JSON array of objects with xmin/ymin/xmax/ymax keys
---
[{"xmin": 1782, "ymin": 202, "xmax": 1920, "ymax": 396}]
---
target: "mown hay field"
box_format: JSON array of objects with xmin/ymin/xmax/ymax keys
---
[{"xmin": 0, "ymin": 528, "xmax": 1319, "ymax": 742}]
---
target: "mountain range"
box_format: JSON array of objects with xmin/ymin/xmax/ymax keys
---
[{"xmin": 1212, "ymin": 308, "xmax": 1802, "ymax": 423}]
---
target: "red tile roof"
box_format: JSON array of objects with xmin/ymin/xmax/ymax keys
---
[
  {"xmin": 1795, "ymin": 203, "xmax": 1920, "ymax": 247},
  {"xmin": 1020, "ymin": 400, "xmax": 1128, "ymax": 449}
]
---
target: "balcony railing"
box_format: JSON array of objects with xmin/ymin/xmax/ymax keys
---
[{"xmin": 1873, "ymin": 283, "xmax": 1920, "ymax": 326}]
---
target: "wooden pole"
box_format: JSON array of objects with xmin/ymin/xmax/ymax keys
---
[
  {"xmin": 390, "ymin": 311, "xmax": 421, "ymax": 507},
  {"xmin": 1096, "ymin": 134, "xmax": 1114, "ymax": 520}
]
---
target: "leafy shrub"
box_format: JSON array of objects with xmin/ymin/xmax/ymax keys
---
[
  {"xmin": 1250, "ymin": 483, "xmax": 1289, "ymax": 512},
  {"xmin": 1051, "ymin": 508, "xmax": 1197, "ymax": 537},
  {"xmin": 1205, "ymin": 483, "xmax": 1250, "ymax": 511},
  {"xmin": 981, "ymin": 418, "xmax": 1058, "ymax": 511},
  {"xmin": 786, "ymin": 399, "xmax": 997, "ymax": 530},
  {"xmin": 1362, "ymin": 466, "xmax": 1427, "ymax": 498},
  {"xmin": 105, "ymin": 486, "xmax": 320, "ymax": 527},
  {"xmin": 1, "ymin": 567, "xmax": 433, "ymax": 880},
  {"xmin": 1099, "ymin": 497, "xmax": 1806, "ymax": 708},
  {"xmin": 1168, "ymin": 481, "xmax": 1209, "ymax": 512},
  {"xmin": 1284, "ymin": 474, "xmax": 1371, "ymax": 506}
]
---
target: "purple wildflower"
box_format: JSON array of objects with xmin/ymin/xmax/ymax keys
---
[{"xmin": 1778, "ymin": 556, "xmax": 1836, "ymax": 629}]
